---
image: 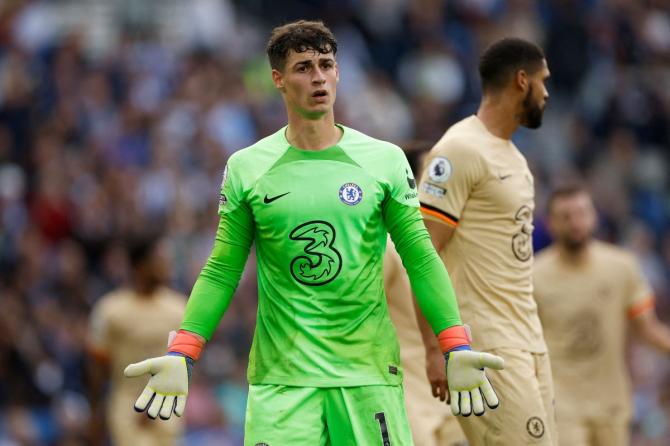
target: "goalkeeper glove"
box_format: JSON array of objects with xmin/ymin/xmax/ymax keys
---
[
  {"xmin": 439, "ymin": 325, "xmax": 504, "ymax": 417},
  {"xmin": 124, "ymin": 330, "xmax": 204, "ymax": 420}
]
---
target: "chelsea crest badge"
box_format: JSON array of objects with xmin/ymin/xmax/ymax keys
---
[{"xmin": 339, "ymin": 183, "xmax": 363, "ymax": 206}]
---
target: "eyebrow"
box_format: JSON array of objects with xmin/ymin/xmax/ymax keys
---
[{"xmin": 292, "ymin": 56, "xmax": 335, "ymax": 67}]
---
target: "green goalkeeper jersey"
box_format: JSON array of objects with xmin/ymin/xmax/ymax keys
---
[{"xmin": 181, "ymin": 125, "xmax": 462, "ymax": 387}]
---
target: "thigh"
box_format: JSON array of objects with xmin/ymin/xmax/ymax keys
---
[
  {"xmin": 403, "ymin": 366, "xmax": 466, "ymax": 446},
  {"xmin": 458, "ymin": 348, "xmax": 556, "ymax": 446},
  {"xmin": 244, "ymin": 384, "xmax": 328, "ymax": 446},
  {"xmin": 326, "ymin": 385, "xmax": 415, "ymax": 446},
  {"xmin": 108, "ymin": 395, "xmax": 182, "ymax": 446},
  {"xmin": 592, "ymin": 418, "xmax": 630, "ymax": 446}
]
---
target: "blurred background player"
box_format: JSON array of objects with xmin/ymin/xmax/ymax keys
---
[
  {"xmin": 416, "ymin": 38, "xmax": 555, "ymax": 445},
  {"xmin": 88, "ymin": 235, "xmax": 186, "ymax": 446},
  {"xmin": 124, "ymin": 20, "xmax": 502, "ymax": 445},
  {"xmin": 384, "ymin": 142, "xmax": 467, "ymax": 446},
  {"xmin": 534, "ymin": 184, "xmax": 670, "ymax": 446}
]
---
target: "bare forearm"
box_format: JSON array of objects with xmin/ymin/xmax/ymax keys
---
[
  {"xmin": 632, "ymin": 311, "xmax": 670, "ymax": 354},
  {"xmin": 639, "ymin": 321, "xmax": 670, "ymax": 353}
]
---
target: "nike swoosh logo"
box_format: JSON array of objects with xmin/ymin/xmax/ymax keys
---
[
  {"xmin": 263, "ymin": 192, "xmax": 290, "ymax": 204},
  {"xmin": 499, "ymin": 174, "xmax": 512, "ymax": 180}
]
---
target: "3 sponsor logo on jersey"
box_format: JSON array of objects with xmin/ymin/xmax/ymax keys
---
[
  {"xmin": 339, "ymin": 183, "xmax": 363, "ymax": 205},
  {"xmin": 512, "ymin": 205, "xmax": 533, "ymax": 262},
  {"xmin": 428, "ymin": 156, "xmax": 452, "ymax": 183}
]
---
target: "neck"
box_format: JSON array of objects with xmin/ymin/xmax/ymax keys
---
[
  {"xmin": 557, "ymin": 240, "xmax": 592, "ymax": 264},
  {"xmin": 133, "ymin": 279, "xmax": 157, "ymax": 298},
  {"xmin": 476, "ymin": 93, "xmax": 520, "ymax": 140},
  {"xmin": 285, "ymin": 109, "xmax": 340, "ymax": 151}
]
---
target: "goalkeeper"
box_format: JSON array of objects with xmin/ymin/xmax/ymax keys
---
[{"xmin": 125, "ymin": 20, "xmax": 503, "ymax": 445}]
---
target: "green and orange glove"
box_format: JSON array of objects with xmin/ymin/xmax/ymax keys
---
[
  {"xmin": 124, "ymin": 330, "xmax": 204, "ymax": 420},
  {"xmin": 439, "ymin": 325, "xmax": 504, "ymax": 417}
]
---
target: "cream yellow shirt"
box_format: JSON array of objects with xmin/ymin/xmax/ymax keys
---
[
  {"xmin": 534, "ymin": 240, "xmax": 653, "ymax": 420},
  {"xmin": 419, "ymin": 115, "xmax": 545, "ymax": 352},
  {"xmin": 89, "ymin": 287, "xmax": 186, "ymax": 399}
]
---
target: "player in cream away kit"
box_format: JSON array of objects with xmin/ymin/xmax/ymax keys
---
[
  {"xmin": 385, "ymin": 239, "xmax": 467, "ymax": 446},
  {"xmin": 416, "ymin": 38, "xmax": 556, "ymax": 445},
  {"xmin": 123, "ymin": 20, "xmax": 504, "ymax": 445},
  {"xmin": 534, "ymin": 185, "xmax": 670, "ymax": 446},
  {"xmin": 88, "ymin": 238, "xmax": 186, "ymax": 446}
]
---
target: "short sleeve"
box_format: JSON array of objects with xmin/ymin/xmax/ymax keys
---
[
  {"xmin": 418, "ymin": 139, "xmax": 482, "ymax": 226},
  {"xmin": 387, "ymin": 146, "xmax": 419, "ymax": 207},
  {"xmin": 218, "ymin": 155, "xmax": 247, "ymax": 215},
  {"xmin": 625, "ymin": 255, "xmax": 655, "ymax": 319}
]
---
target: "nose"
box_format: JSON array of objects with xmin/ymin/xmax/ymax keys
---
[{"xmin": 312, "ymin": 67, "xmax": 326, "ymax": 84}]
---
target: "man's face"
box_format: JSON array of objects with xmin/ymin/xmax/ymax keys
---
[
  {"xmin": 144, "ymin": 241, "xmax": 170, "ymax": 286},
  {"xmin": 520, "ymin": 59, "xmax": 550, "ymax": 129},
  {"xmin": 272, "ymin": 49, "xmax": 339, "ymax": 119},
  {"xmin": 548, "ymin": 192, "xmax": 596, "ymax": 252}
]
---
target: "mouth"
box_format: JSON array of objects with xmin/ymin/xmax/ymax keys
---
[{"xmin": 312, "ymin": 90, "xmax": 328, "ymax": 99}]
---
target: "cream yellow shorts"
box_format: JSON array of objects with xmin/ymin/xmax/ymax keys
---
[
  {"xmin": 108, "ymin": 394, "xmax": 183, "ymax": 446},
  {"xmin": 458, "ymin": 348, "xmax": 557, "ymax": 445}
]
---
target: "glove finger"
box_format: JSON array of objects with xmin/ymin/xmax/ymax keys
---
[
  {"xmin": 478, "ymin": 352, "xmax": 504, "ymax": 370},
  {"xmin": 472, "ymin": 388, "xmax": 485, "ymax": 416},
  {"xmin": 147, "ymin": 394, "xmax": 165, "ymax": 419},
  {"xmin": 175, "ymin": 395, "xmax": 187, "ymax": 417},
  {"xmin": 124, "ymin": 359, "xmax": 153, "ymax": 378},
  {"xmin": 134, "ymin": 386, "xmax": 155, "ymax": 412},
  {"xmin": 460, "ymin": 391, "xmax": 472, "ymax": 417},
  {"xmin": 160, "ymin": 396, "xmax": 176, "ymax": 420},
  {"xmin": 449, "ymin": 390, "xmax": 460, "ymax": 416},
  {"xmin": 481, "ymin": 376, "xmax": 500, "ymax": 409}
]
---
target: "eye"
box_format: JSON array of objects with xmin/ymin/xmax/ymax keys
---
[
  {"xmin": 296, "ymin": 65, "xmax": 308, "ymax": 73},
  {"xmin": 321, "ymin": 61, "xmax": 334, "ymax": 70}
]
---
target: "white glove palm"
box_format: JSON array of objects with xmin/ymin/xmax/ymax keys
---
[
  {"xmin": 124, "ymin": 355, "xmax": 190, "ymax": 420},
  {"xmin": 446, "ymin": 350, "xmax": 504, "ymax": 417}
]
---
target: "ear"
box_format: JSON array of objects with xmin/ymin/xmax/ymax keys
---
[
  {"xmin": 335, "ymin": 62, "xmax": 340, "ymax": 83},
  {"xmin": 272, "ymin": 68, "xmax": 285, "ymax": 91},
  {"xmin": 515, "ymin": 69, "xmax": 529, "ymax": 93}
]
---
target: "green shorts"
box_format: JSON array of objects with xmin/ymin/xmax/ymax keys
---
[{"xmin": 244, "ymin": 384, "xmax": 414, "ymax": 446}]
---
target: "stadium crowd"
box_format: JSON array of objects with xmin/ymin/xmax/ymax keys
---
[{"xmin": 0, "ymin": 0, "xmax": 669, "ymax": 444}]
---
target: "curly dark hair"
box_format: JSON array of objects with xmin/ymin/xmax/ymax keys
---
[
  {"xmin": 266, "ymin": 20, "xmax": 337, "ymax": 71},
  {"xmin": 479, "ymin": 38, "xmax": 545, "ymax": 93}
]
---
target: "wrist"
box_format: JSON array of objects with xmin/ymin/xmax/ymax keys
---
[
  {"xmin": 167, "ymin": 330, "xmax": 205, "ymax": 361},
  {"xmin": 437, "ymin": 324, "xmax": 471, "ymax": 354}
]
